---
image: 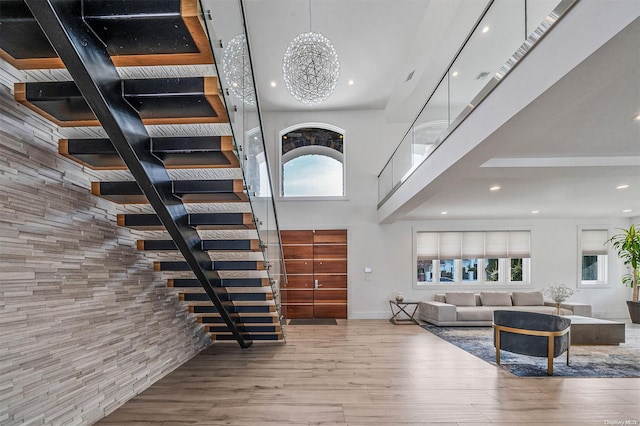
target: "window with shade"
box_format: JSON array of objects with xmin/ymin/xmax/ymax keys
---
[
  {"xmin": 415, "ymin": 231, "xmax": 531, "ymax": 286},
  {"xmin": 579, "ymin": 229, "xmax": 608, "ymax": 286}
]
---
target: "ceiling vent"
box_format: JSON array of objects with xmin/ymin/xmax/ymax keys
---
[
  {"xmin": 475, "ymin": 71, "xmax": 491, "ymax": 80},
  {"xmin": 405, "ymin": 70, "xmax": 415, "ymax": 82}
]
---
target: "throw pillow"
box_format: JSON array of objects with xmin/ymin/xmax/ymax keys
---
[
  {"xmin": 445, "ymin": 292, "xmax": 476, "ymax": 306},
  {"xmin": 512, "ymin": 291, "xmax": 544, "ymax": 306},
  {"xmin": 480, "ymin": 292, "xmax": 512, "ymax": 306}
]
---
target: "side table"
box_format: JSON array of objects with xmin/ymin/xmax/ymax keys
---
[{"xmin": 389, "ymin": 300, "xmax": 420, "ymax": 325}]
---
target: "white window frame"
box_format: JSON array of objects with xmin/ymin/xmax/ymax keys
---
[
  {"xmin": 578, "ymin": 227, "xmax": 609, "ymax": 288},
  {"xmin": 416, "ymin": 258, "xmax": 530, "ymax": 286},
  {"xmin": 278, "ymin": 122, "xmax": 347, "ymax": 200}
]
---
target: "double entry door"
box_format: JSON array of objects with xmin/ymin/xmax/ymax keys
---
[{"xmin": 280, "ymin": 229, "xmax": 347, "ymax": 319}]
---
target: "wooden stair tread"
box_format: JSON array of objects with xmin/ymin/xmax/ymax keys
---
[
  {"xmin": 59, "ymin": 136, "xmax": 238, "ymax": 170},
  {"xmin": 92, "ymin": 179, "xmax": 247, "ymax": 204},
  {"xmin": 15, "ymin": 77, "xmax": 227, "ymax": 127},
  {"xmin": 138, "ymin": 239, "xmax": 260, "ymax": 252},
  {"xmin": 185, "ymin": 300, "xmax": 275, "ymax": 307},
  {"xmin": 155, "ymin": 261, "xmax": 264, "ymax": 271},
  {"xmin": 117, "ymin": 213, "xmax": 255, "ymax": 230},
  {"xmin": 179, "ymin": 293, "xmax": 272, "ymax": 302},
  {"xmin": 195, "ymin": 312, "xmax": 278, "ymax": 319},
  {"xmin": 211, "ymin": 331, "xmax": 284, "ymax": 335},
  {"xmin": 210, "ymin": 332, "xmax": 284, "ymax": 341},
  {"xmin": 168, "ymin": 278, "xmax": 269, "ymax": 288},
  {"xmin": 0, "ymin": 0, "xmax": 213, "ymax": 69},
  {"xmin": 205, "ymin": 322, "xmax": 281, "ymax": 327},
  {"xmin": 221, "ymin": 286, "xmax": 272, "ymax": 293},
  {"xmin": 175, "ymin": 286, "xmax": 271, "ymax": 293}
]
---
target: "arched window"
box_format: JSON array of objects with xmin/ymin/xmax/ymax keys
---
[{"xmin": 280, "ymin": 124, "xmax": 345, "ymax": 197}]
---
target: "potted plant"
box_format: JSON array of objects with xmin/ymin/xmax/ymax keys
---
[{"xmin": 608, "ymin": 224, "xmax": 640, "ymax": 323}]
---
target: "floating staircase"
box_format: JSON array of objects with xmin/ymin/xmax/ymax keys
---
[{"xmin": 2, "ymin": 0, "xmax": 284, "ymax": 346}]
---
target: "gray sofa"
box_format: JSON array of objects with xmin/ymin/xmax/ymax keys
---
[{"xmin": 419, "ymin": 291, "xmax": 592, "ymax": 326}]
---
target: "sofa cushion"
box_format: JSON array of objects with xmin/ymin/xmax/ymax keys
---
[
  {"xmin": 445, "ymin": 292, "xmax": 477, "ymax": 306},
  {"xmin": 512, "ymin": 291, "xmax": 544, "ymax": 306},
  {"xmin": 434, "ymin": 294, "xmax": 446, "ymax": 303},
  {"xmin": 456, "ymin": 307, "xmax": 494, "ymax": 321},
  {"xmin": 480, "ymin": 292, "xmax": 512, "ymax": 306}
]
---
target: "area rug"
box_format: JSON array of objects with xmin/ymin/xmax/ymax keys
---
[
  {"xmin": 288, "ymin": 318, "xmax": 337, "ymax": 325},
  {"xmin": 421, "ymin": 324, "xmax": 640, "ymax": 377}
]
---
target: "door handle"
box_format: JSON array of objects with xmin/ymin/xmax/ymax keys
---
[{"xmin": 314, "ymin": 279, "xmax": 319, "ymax": 289}]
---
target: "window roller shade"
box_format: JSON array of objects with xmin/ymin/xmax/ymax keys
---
[
  {"xmin": 462, "ymin": 232, "xmax": 484, "ymax": 258},
  {"xmin": 416, "ymin": 232, "xmax": 438, "ymax": 259},
  {"xmin": 582, "ymin": 229, "xmax": 608, "ymax": 255},
  {"xmin": 508, "ymin": 231, "xmax": 531, "ymax": 257},
  {"xmin": 439, "ymin": 232, "xmax": 462, "ymax": 258},
  {"xmin": 417, "ymin": 230, "xmax": 531, "ymax": 259},
  {"xmin": 484, "ymin": 231, "xmax": 509, "ymax": 257}
]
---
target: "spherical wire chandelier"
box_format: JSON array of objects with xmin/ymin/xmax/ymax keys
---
[
  {"xmin": 222, "ymin": 33, "xmax": 256, "ymax": 106},
  {"xmin": 282, "ymin": 2, "xmax": 339, "ymax": 105}
]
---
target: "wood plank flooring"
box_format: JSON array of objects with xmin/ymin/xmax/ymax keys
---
[{"xmin": 97, "ymin": 320, "xmax": 640, "ymax": 425}]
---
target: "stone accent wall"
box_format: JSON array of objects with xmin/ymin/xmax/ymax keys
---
[{"xmin": 0, "ymin": 62, "xmax": 210, "ymax": 425}]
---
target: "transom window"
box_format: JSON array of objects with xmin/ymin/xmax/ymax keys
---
[
  {"xmin": 280, "ymin": 126, "xmax": 345, "ymax": 197},
  {"xmin": 415, "ymin": 231, "xmax": 531, "ymax": 286}
]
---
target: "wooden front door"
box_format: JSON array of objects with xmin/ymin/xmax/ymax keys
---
[{"xmin": 280, "ymin": 229, "xmax": 347, "ymax": 319}]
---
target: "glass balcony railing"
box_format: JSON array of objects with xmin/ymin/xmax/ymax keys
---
[
  {"xmin": 200, "ymin": 0, "xmax": 287, "ymax": 336},
  {"xmin": 378, "ymin": 0, "xmax": 577, "ymax": 206}
]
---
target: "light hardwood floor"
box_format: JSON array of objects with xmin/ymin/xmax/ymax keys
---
[{"xmin": 97, "ymin": 320, "xmax": 640, "ymax": 425}]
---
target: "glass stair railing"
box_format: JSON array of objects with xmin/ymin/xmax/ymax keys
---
[
  {"xmin": 378, "ymin": 0, "xmax": 578, "ymax": 207},
  {"xmin": 200, "ymin": 0, "xmax": 288, "ymax": 339}
]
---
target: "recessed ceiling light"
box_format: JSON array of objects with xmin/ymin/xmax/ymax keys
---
[
  {"xmin": 441, "ymin": 211, "xmax": 448, "ymax": 215},
  {"xmin": 633, "ymin": 113, "xmax": 640, "ymax": 121},
  {"xmin": 482, "ymin": 26, "xmax": 490, "ymax": 33},
  {"xmin": 451, "ymin": 71, "xmax": 459, "ymax": 77},
  {"xmin": 531, "ymin": 210, "xmax": 540, "ymax": 214},
  {"xmin": 270, "ymin": 81, "xmax": 277, "ymax": 87},
  {"xmin": 617, "ymin": 184, "xmax": 630, "ymax": 189},
  {"xmin": 348, "ymin": 79, "xmax": 354, "ymax": 86},
  {"xmin": 489, "ymin": 185, "xmax": 501, "ymax": 191},
  {"xmin": 622, "ymin": 209, "xmax": 632, "ymax": 213}
]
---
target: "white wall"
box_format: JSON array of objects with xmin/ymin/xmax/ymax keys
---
[{"xmin": 263, "ymin": 109, "xmax": 634, "ymax": 321}]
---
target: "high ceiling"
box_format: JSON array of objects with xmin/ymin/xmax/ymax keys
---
[
  {"xmin": 243, "ymin": 0, "xmax": 488, "ymax": 116},
  {"xmin": 241, "ymin": 0, "xmax": 639, "ymax": 221}
]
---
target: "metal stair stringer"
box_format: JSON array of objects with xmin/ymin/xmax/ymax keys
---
[{"xmin": 23, "ymin": 0, "xmax": 252, "ymax": 348}]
